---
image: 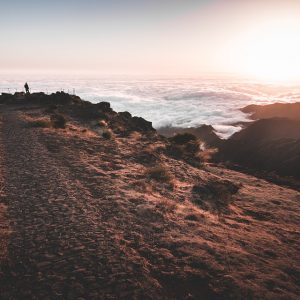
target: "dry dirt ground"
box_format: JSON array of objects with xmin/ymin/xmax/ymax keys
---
[{"xmin": 0, "ymin": 104, "xmax": 299, "ymax": 299}]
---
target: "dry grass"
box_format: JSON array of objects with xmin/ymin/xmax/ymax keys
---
[
  {"xmin": 4, "ymin": 95, "xmax": 300, "ymax": 299},
  {"xmin": 192, "ymin": 179, "xmax": 240, "ymax": 213},
  {"xmin": 129, "ymin": 131, "xmax": 143, "ymax": 140},
  {"xmin": 199, "ymin": 148, "xmax": 218, "ymax": 163},
  {"xmin": 167, "ymin": 135, "xmax": 203, "ymax": 167},
  {"xmin": 155, "ymin": 199, "xmax": 177, "ymax": 214},
  {"xmin": 29, "ymin": 117, "xmax": 51, "ymax": 128},
  {"xmin": 50, "ymin": 114, "xmax": 67, "ymax": 129},
  {"xmin": 0, "ymin": 203, "xmax": 10, "ymax": 261},
  {"xmin": 26, "ymin": 114, "xmax": 67, "ymax": 130},
  {"xmin": 133, "ymin": 180, "xmax": 153, "ymax": 193},
  {"xmin": 102, "ymin": 129, "xmax": 113, "ymax": 139},
  {"xmin": 145, "ymin": 165, "xmax": 173, "ymax": 183}
]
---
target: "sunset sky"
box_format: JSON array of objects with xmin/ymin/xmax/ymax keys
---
[{"xmin": 1, "ymin": 0, "xmax": 300, "ymax": 80}]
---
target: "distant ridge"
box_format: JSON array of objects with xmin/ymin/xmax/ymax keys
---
[{"xmin": 242, "ymin": 102, "xmax": 300, "ymax": 120}]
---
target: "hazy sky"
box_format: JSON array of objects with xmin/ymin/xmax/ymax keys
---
[{"xmin": 1, "ymin": 0, "xmax": 300, "ymax": 77}]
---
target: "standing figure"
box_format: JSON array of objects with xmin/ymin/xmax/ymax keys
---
[{"xmin": 24, "ymin": 82, "xmax": 30, "ymax": 94}]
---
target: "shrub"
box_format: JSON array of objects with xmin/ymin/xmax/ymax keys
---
[
  {"xmin": 137, "ymin": 151, "xmax": 159, "ymax": 165},
  {"xmin": 30, "ymin": 118, "xmax": 51, "ymax": 128},
  {"xmin": 193, "ymin": 180, "xmax": 239, "ymax": 200},
  {"xmin": 146, "ymin": 165, "xmax": 173, "ymax": 183},
  {"xmin": 170, "ymin": 133, "xmax": 197, "ymax": 145},
  {"xmin": 50, "ymin": 114, "xmax": 67, "ymax": 129},
  {"xmin": 167, "ymin": 144, "xmax": 185, "ymax": 158},
  {"xmin": 192, "ymin": 179, "xmax": 240, "ymax": 213},
  {"xmin": 167, "ymin": 137, "xmax": 202, "ymax": 167},
  {"xmin": 155, "ymin": 199, "xmax": 176, "ymax": 213},
  {"xmin": 102, "ymin": 129, "xmax": 113, "ymax": 139}
]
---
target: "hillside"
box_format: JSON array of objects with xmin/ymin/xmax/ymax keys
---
[
  {"xmin": 218, "ymin": 102, "xmax": 300, "ymax": 182},
  {"xmin": 157, "ymin": 125, "xmax": 222, "ymax": 148},
  {"xmin": 242, "ymin": 102, "xmax": 300, "ymax": 121},
  {"xmin": 0, "ymin": 92, "xmax": 299, "ymax": 299}
]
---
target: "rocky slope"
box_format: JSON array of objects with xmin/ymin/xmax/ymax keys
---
[{"xmin": 0, "ymin": 92, "xmax": 299, "ymax": 299}]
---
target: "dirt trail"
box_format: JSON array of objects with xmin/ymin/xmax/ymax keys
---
[{"xmin": 0, "ymin": 110, "xmax": 162, "ymax": 299}]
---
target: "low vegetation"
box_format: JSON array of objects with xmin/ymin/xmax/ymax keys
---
[
  {"xmin": 170, "ymin": 132, "xmax": 197, "ymax": 145},
  {"xmin": 0, "ymin": 203, "xmax": 10, "ymax": 261},
  {"xmin": 1, "ymin": 92, "xmax": 299, "ymax": 299},
  {"xmin": 167, "ymin": 133, "xmax": 203, "ymax": 167},
  {"xmin": 29, "ymin": 118, "xmax": 51, "ymax": 128},
  {"xmin": 28, "ymin": 114, "xmax": 67, "ymax": 129},
  {"xmin": 192, "ymin": 179, "xmax": 240, "ymax": 213},
  {"xmin": 102, "ymin": 129, "xmax": 113, "ymax": 139},
  {"xmin": 50, "ymin": 114, "xmax": 67, "ymax": 129},
  {"xmin": 145, "ymin": 165, "xmax": 173, "ymax": 183}
]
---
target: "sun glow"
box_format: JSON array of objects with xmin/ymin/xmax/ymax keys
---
[{"xmin": 236, "ymin": 20, "xmax": 300, "ymax": 83}]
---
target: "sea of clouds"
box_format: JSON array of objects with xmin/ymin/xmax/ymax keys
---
[{"xmin": 1, "ymin": 73, "xmax": 299, "ymax": 138}]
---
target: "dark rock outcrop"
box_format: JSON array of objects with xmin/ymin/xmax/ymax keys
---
[
  {"xmin": 95, "ymin": 101, "xmax": 112, "ymax": 113},
  {"xmin": 111, "ymin": 111, "xmax": 155, "ymax": 134},
  {"xmin": 0, "ymin": 92, "xmax": 155, "ymax": 135},
  {"xmin": 131, "ymin": 117, "xmax": 155, "ymax": 132},
  {"xmin": 118, "ymin": 111, "xmax": 132, "ymax": 119}
]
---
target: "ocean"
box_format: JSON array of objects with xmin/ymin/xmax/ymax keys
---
[{"xmin": 1, "ymin": 73, "xmax": 299, "ymax": 138}]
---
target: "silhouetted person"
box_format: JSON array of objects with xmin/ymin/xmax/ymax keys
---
[{"xmin": 24, "ymin": 82, "xmax": 30, "ymax": 94}]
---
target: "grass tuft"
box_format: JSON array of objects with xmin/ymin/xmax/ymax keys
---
[
  {"xmin": 145, "ymin": 165, "xmax": 173, "ymax": 183},
  {"xmin": 29, "ymin": 118, "xmax": 51, "ymax": 128},
  {"xmin": 102, "ymin": 129, "xmax": 113, "ymax": 139},
  {"xmin": 50, "ymin": 114, "xmax": 67, "ymax": 129}
]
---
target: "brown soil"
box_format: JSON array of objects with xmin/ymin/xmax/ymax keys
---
[
  {"xmin": 0, "ymin": 101, "xmax": 299, "ymax": 299},
  {"xmin": 0, "ymin": 116, "xmax": 10, "ymax": 262}
]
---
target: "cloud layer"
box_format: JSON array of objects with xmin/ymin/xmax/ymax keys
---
[{"xmin": 1, "ymin": 74, "xmax": 299, "ymax": 138}]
